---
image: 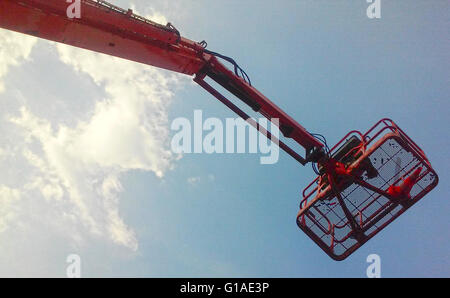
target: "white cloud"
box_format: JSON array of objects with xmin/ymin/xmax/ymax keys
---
[
  {"xmin": 0, "ymin": 185, "xmax": 21, "ymax": 233},
  {"xmin": 129, "ymin": 3, "xmax": 168, "ymax": 25},
  {"xmin": 0, "ymin": 30, "xmax": 37, "ymax": 92},
  {"xmin": 55, "ymin": 43, "xmax": 178, "ymax": 176},
  {"xmin": 0, "ymin": 23, "xmax": 185, "ymax": 257},
  {"xmin": 145, "ymin": 10, "xmax": 168, "ymax": 25}
]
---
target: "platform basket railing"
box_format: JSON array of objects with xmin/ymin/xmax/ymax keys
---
[{"xmin": 297, "ymin": 119, "xmax": 439, "ymax": 260}]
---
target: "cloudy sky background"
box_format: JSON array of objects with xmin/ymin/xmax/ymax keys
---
[{"xmin": 0, "ymin": 0, "xmax": 448, "ymax": 277}]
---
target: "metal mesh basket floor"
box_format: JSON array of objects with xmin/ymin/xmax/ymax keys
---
[{"xmin": 297, "ymin": 119, "xmax": 438, "ymax": 260}]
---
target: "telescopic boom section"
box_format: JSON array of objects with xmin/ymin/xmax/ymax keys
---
[{"xmin": 0, "ymin": 0, "xmax": 324, "ymax": 163}]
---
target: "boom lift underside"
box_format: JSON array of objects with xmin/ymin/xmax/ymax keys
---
[
  {"xmin": 0, "ymin": 0, "xmax": 439, "ymax": 261},
  {"xmin": 297, "ymin": 119, "xmax": 438, "ymax": 260}
]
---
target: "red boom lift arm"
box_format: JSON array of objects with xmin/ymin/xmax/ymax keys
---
[
  {"xmin": 0, "ymin": 0, "xmax": 324, "ymax": 165},
  {"xmin": 0, "ymin": 0, "xmax": 439, "ymax": 261}
]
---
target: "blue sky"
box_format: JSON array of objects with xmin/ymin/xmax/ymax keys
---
[{"xmin": 0, "ymin": 0, "xmax": 448, "ymax": 277}]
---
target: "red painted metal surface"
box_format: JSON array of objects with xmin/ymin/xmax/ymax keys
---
[
  {"xmin": 0, "ymin": 0, "xmax": 439, "ymax": 260},
  {"xmin": 0, "ymin": 0, "xmax": 205, "ymax": 74},
  {"xmin": 0, "ymin": 0, "xmax": 323, "ymax": 157},
  {"xmin": 297, "ymin": 119, "xmax": 439, "ymax": 260},
  {"xmin": 200, "ymin": 57, "xmax": 323, "ymax": 152},
  {"xmin": 194, "ymin": 75, "xmax": 308, "ymax": 165}
]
